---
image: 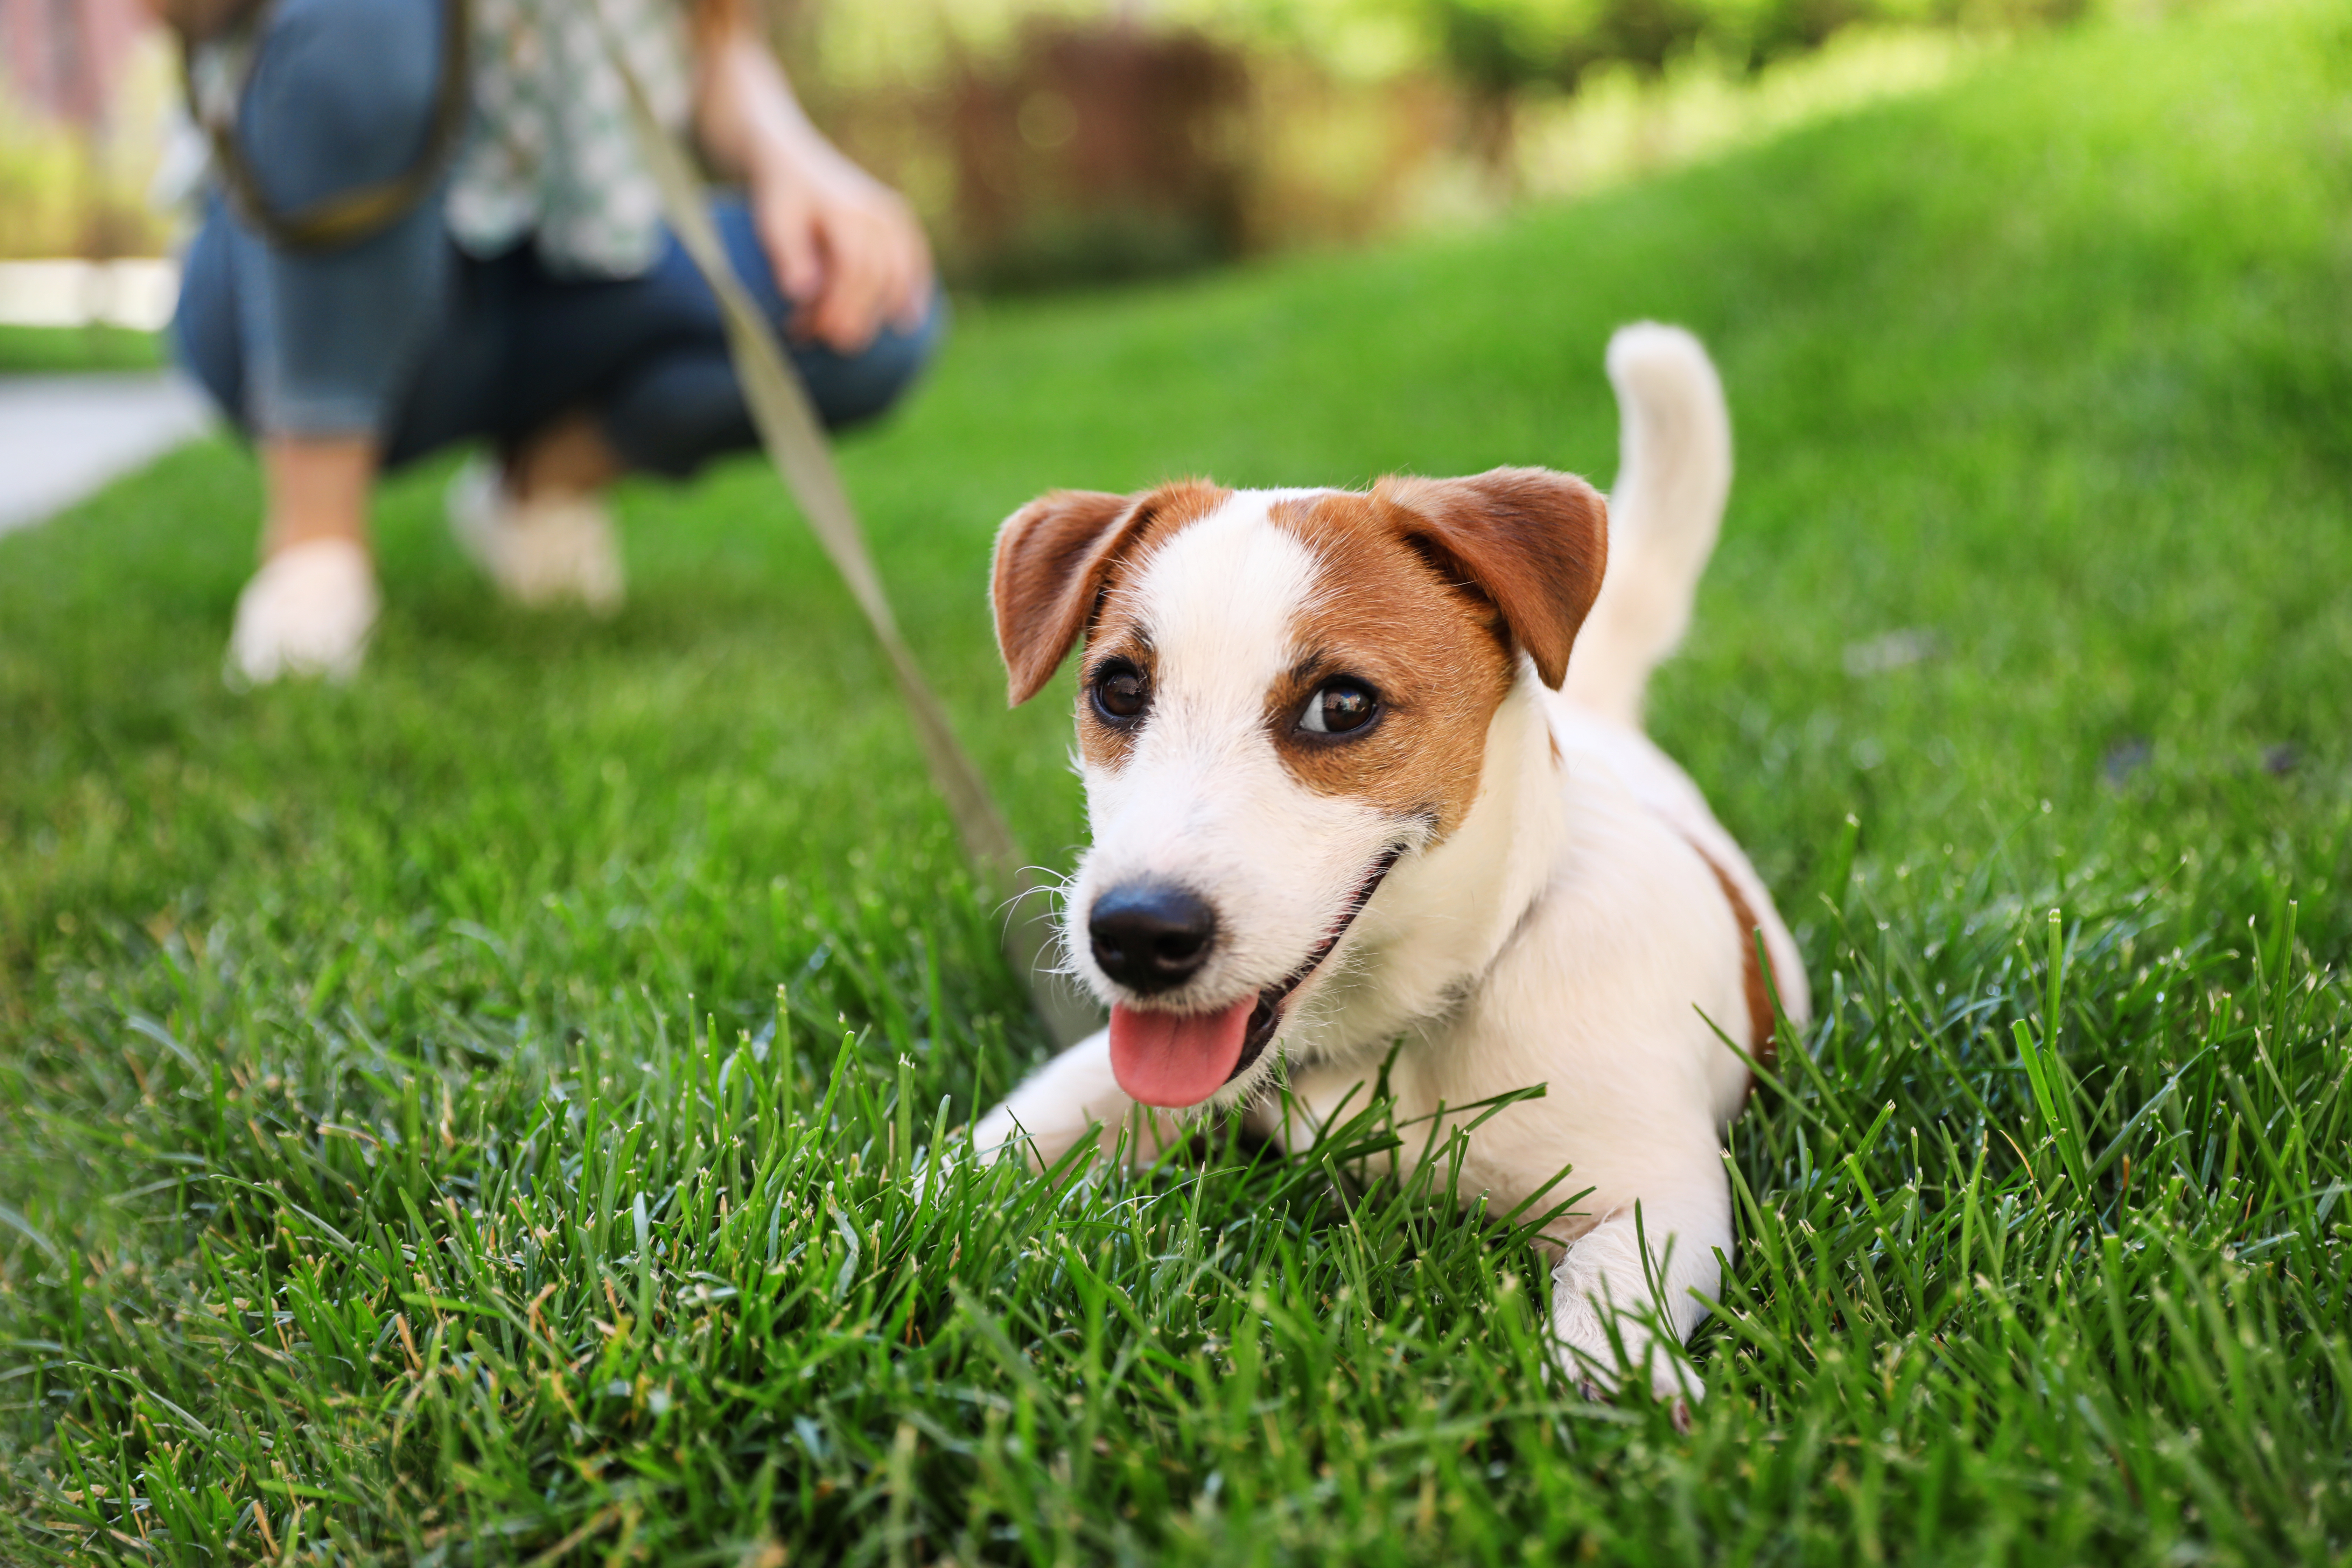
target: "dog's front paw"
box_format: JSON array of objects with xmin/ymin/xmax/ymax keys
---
[
  {"xmin": 1550, "ymin": 1293, "xmax": 1706, "ymax": 1413},
  {"xmin": 1560, "ymin": 1345, "xmax": 1707, "ymax": 1415},
  {"xmin": 964, "ymin": 1102, "xmax": 1050, "ymax": 1170},
  {"xmin": 967, "ymin": 1101, "xmax": 1018, "ymax": 1158}
]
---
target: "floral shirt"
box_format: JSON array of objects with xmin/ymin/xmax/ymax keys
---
[{"xmin": 443, "ymin": 0, "xmax": 693, "ymax": 279}]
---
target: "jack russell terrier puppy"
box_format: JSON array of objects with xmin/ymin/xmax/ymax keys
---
[{"xmin": 971, "ymin": 324, "xmax": 1810, "ymax": 1408}]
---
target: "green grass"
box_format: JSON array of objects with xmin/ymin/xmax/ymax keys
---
[
  {"xmin": 4, "ymin": 2, "xmax": 2350, "ymax": 1560},
  {"xmin": 0, "ymin": 325, "xmax": 166, "ymax": 376}
]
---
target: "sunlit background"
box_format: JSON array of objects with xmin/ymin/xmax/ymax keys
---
[
  {"xmin": 6, "ymin": 0, "xmax": 2348, "ymax": 1559},
  {"xmin": 5, "ymin": 0, "xmax": 2084, "ymax": 303}
]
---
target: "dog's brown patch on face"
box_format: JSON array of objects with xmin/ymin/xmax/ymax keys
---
[
  {"xmin": 1372, "ymin": 468, "xmax": 1607, "ymax": 690},
  {"xmin": 1072, "ymin": 481, "xmax": 1233, "ymax": 771},
  {"xmin": 1264, "ymin": 491, "xmax": 1518, "ymax": 837}
]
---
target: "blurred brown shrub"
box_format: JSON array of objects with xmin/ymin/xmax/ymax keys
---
[
  {"xmin": 816, "ymin": 16, "xmax": 1472, "ymax": 292},
  {"xmin": 943, "ymin": 22, "xmax": 1252, "ymax": 292},
  {"xmin": 786, "ymin": 0, "xmax": 2100, "ymax": 295}
]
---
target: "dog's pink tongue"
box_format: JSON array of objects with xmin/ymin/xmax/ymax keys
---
[{"xmin": 1109, "ymin": 999, "xmax": 1254, "ymax": 1107}]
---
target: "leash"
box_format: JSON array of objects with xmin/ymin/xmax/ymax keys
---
[{"xmin": 604, "ymin": 35, "xmax": 1099, "ymax": 1051}]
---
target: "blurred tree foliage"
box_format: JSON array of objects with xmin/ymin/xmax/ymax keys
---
[
  {"xmin": 789, "ymin": 0, "xmax": 2094, "ymax": 93},
  {"xmin": 1409, "ymin": 0, "xmax": 2086, "ymax": 89},
  {"xmin": 774, "ymin": 0, "xmax": 2099, "ymax": 288}
]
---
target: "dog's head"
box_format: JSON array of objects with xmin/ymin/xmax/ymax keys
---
[{"xmin": 993, "ymin": 472, "xmax": 1605, "ymax": 1109}]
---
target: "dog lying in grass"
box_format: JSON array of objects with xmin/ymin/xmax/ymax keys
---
[{"xmin": 972, "ymin": 324, "xmax": 1809, "ymax": 1409}]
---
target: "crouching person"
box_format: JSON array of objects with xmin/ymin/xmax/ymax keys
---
[{"xmin": 165, "ymin": 0, "xmax": 943, "ymax": 684}]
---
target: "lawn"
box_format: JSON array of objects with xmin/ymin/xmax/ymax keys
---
[
  {"xmin": 3, "ymin": 2, "xmax": 2349, "ymax": 1561},
  {"xmin": 0, "ymin": 325, "xmax": 165, "ymax": 377}
]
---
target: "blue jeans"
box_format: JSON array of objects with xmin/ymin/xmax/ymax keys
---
[{"xmin": 173, "ymin": 0, "xmax": 943, "ymax": 477}]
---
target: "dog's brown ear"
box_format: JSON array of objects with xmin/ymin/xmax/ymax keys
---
[
  {"xmin": 990, "ymin": 489, "xmax": 1144, "ymax": 705},
  {"xmin": 1374, "ymin": 467, "xmax": 1608, "ymax": 689}
]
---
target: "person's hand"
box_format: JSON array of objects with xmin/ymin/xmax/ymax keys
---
[
  {"xmin": 749, "ymin": 140, "xmax": 933, "ymax": 356},
  {"xmin": 688, "ymin": 2, "xmax": 933, "ymax": 354}
]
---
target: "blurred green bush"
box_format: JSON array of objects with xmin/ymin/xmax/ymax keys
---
[
  {"xmin": 0, "ymin": 0, "xmax": 2140, "ymax": 287},
  {"xmin": 783, "ymin": 0, "xmax": 2143, "ymax": 290},
  {"xmin": 0, "ymin": 29, "xmax": 177, "ymax": 261}
]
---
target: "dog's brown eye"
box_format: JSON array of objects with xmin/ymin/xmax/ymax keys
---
[
  {"xmin": 1299, "ymin": 679, "xmax": 1378, "ymax": 736},
  {"xmin": 1092, "ymin": 664, "xmax": 1148, "ymax": 722}
]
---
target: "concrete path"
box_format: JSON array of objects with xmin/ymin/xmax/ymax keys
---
[{"xmin": 0, "ymin": 373, "xmax": 217, "ymax": 538}]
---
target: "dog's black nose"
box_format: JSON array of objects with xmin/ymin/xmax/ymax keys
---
[{"xmin": 1089, "ymin": 882, "xmax": 1217, "ymax": 993}]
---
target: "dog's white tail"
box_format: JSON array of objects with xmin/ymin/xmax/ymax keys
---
[{"xmin": 1560, "ymin": 323, "xmax": 1732, "ymax": 728}]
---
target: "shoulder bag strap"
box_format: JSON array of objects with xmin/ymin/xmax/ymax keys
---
[{"xmin": 182, "ymin": 0, "xmax": 471, "ymax": 254}]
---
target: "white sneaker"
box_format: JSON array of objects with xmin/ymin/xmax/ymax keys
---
[
  {"xmin": 446, "ymin": 456, "xmax": 625, "ymax": 613},
  {"xmin": 224, "ymin": 537, "xmax": 380, "ymax": 688}
]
